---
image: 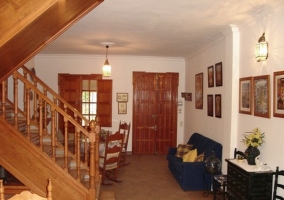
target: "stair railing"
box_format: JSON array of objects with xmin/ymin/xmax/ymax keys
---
[{"xmin": 0, "ymin": 67, "xmax": 100, "ymax": 199}]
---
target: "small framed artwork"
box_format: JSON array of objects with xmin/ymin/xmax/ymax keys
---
[
  {"xmin": 215, "ymin": 94, "xmax": 221, "ymax": 118},
  {"xmin": 208, "ymin": 66, "xmax": 214, "ymax": 87},
  {"xmin": 253, "ymin": 75, "xmax": 270, "ymax": 118},
  {"xmin": 239, "ymin": 77, "xmax": 253, "ymax": 115},
  {"xmin": 207, "ymin": 94, "xmax": 213, "ymax": 117},
  {"xmin": 185, "ymin": 93, "xmax": 192, "ymax": 101},
  {"xmin": 273, "ymin": 71, "xmax": 284, "ymax": 118},
  {"xmin": 195, "ymin": 73, "xmax": 203, "ymax": 109},
  {"xmin": 215, "ymin": 62, "xmax": 223, "ymax": 87},
  {"xmin": 117, "ymin": 93, "xmax": 128, "ymax": 102},
  {"xmin": 118, "ymin": 102, "xmax": 127, "ymax": 114}
]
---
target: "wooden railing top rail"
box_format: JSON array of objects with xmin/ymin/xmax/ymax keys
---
[
  {"xmin": 14, "ymin": 70, "xmax": 90, "ymax": 137},
  {"xmin": 21, "ymin": 65, "xmax": 90, "ymax": 126}
]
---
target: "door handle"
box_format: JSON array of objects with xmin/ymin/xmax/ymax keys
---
[{"xmin": 150, "ymin": 125, "xmax": 157, "ymax": 131}]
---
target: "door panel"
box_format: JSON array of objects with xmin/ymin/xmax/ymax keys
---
[
  {"xmin": 58, "ymin": 74, "xmax": 81, "ymax": 134},
  {"xmin": 97, "ymin": 79, "xmax": 112, "ymax": 127},
  {"xmin": 132, "ymin": 72, "xmax": 178, "ymax": 155}
]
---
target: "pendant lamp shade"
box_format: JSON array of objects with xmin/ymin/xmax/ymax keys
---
[{"xmin": 102, "ymin": 45, "xmax": 111, "ymax": 77}]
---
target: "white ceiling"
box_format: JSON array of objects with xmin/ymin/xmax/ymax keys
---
[{"xmin": 39, "ymin": 0, "xmax": 284, "ymax": 58}]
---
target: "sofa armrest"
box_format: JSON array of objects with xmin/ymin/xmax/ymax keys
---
[{"xmin": 168, "ymin": 147, "xmax": 177, "ymax": 155}]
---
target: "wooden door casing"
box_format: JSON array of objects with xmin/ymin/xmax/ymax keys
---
[{"xmin": 132, "ymin": 72, "xmax": 178, "ymax": 155}]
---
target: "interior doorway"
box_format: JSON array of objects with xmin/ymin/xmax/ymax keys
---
[{"xmin": 132, "ymin": 72, "xmax": 179, "ymax": 155}]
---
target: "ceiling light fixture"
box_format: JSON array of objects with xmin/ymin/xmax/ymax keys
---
[
  {"xmin": 101, "ymin": 42, "xmax": 114, "ymax": 77},
  {"xmin": 255, "ymin": 33, "xmax": 268, "ymax": 62}
]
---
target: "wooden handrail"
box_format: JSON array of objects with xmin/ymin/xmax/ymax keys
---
[
  {"xmin": 14, "ymin": 70, "xmax": 89, "ymax": 137},
  {"xmin": 22, "ymin": 65, "xmax": 90, "ymax": 126},
  {"xmin": 1, "ymin": 69, "xmax": 101, "ymax": 199}
]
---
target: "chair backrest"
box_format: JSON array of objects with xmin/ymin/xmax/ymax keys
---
[
  {"xmin": 273, "ymin": 166, "xmax": 284, "ymax": 200},
  {"xmin": 118, "ymin": 121, "xmax": 131, "ymax": 149},
  {"xmin": 102, "ymin": 132, "xmax": 125, "ymax": 168}
]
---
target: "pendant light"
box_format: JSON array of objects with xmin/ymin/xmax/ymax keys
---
[{"xmin": 102, "ymin": 43, "xmax": 113, "ymax": 77}]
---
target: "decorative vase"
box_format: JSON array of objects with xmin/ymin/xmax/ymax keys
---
[{"xmin": 245, "ymin": 146, "xmax": 260, "ymax": 165}]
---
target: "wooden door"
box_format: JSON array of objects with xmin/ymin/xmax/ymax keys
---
[
  {"xmin": 58, "ymin": 74, "xmax": 81, "ymax": 134},
  {"xmin": 97, "ymin": 79, "xmax": 112, "ymax": 127},
  {"xmin": 58, "ymin": 74, "xmax": 112, "ymax": 130},
  {"xmin": 132, "ymin": 72, "xmax": 178, "ymax": 155}
]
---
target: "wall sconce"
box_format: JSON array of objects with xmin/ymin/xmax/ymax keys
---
[
  {"xmin": 255, "ymin": 33, "xmax": 268, "ymax": 62},
  {"xmin": 178, "ymin": 100, "xmax": 183, "ymax": 114},
  {"xmin": 101, "ymin": 42, "xmax": 114, "ymax": 77}
]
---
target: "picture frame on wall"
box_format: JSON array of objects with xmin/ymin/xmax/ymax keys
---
[
  {"xmin": 273, "ymin": 71, "xmax": 284, "ymax": 118},
  {"xmin": 207, "ymin": 94, "xmax": 213, "ymax": 117},
  {"xmin": 195, "ymin": 73, "xmax": 203, "ymax": 109},
  {"xmin": 208, "ymin": 65, "xmax": 214, "ymax": 87},
  {"xmin": 253, "ymin": 75, "xmax": 270, "ymax": 118},
  {"xmin": 215, "ymin": 94, "xmax": 221, "ymax": 118},
  {"xmin": 117, "ymin": 93, "xmax": 128, "ymax": 102},
  {"xmin": 215, "ymin": 62, "xmax": 223, "ymax": 87},
  {"xmin": 118, "ymin": 102, "xmax": 127, "ymax": 114},
  {"xmin": 239, "ymin": 77, "xmax": 253, "ymax": 115}
]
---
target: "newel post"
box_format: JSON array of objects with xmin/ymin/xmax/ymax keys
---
[{"xmin": 88, "ymin": 119, "xmax": 100, "ymax": 198}]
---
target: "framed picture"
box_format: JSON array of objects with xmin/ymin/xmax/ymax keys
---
[
  {"xmin": 215, "ymin": 94, "xmax": 221, "ymax": 118},
  {"xmin": 207, "ymin": 94, "xmax": 213, "ymax": 117},
  {"xmin": 215, "ymin": 62, "xmax": 223, "ymax": 87},
  {"xmin": 273, "ymin": 71, "xmax": 284, "ymax": 118},
  {"xmin": 253, "ymin": 75, "xmax": 270, "ymax": 118},
  {"xmin": 118, "ymin": 102, "xmax": 127, "ymax": 114},
  {"xmin": 208, "ymin": 65, "xmax": 214, "ymax": 87},
  {"xmin": 117, "ymin": 93, "xmax": 128, "ymax": 102},
  {"xmin": 239, "ymin": 77, "xmax": 253, "ymax": 115},
  {"xmin": 185, "ymin": 93, "xmax": 192, "ymax": 101},
  {"xmin": 195, "ymin": 73, "xmax": 203, "ymax": 109}
]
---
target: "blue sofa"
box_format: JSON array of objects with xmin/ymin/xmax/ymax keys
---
[{"xmin": 166, "ymin": 132, "xmax": 222, "ymax": 191}]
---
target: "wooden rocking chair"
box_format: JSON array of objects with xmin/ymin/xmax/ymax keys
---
[
  {"xmin": 99, "ymin": 132, "xmax": 124, "ymax": 185},
  {"xmin": 117, "ymin": 121, "xmax": 131, "ymax": 166}
]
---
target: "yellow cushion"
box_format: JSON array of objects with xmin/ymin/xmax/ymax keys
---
[{"xmin": 182, "ymin": 148, "xmax": 197, "ymax": 162}]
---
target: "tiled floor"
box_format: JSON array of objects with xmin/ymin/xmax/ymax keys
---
[{"xmin": 100, "ymin": 155, "xmax": 207, "ymax": 200}]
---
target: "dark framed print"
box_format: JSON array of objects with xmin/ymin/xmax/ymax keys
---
[
  {"xmin": 185, "ymin": 93, "xmax": 192, "ymax": 101},
  {"xmin": 239, "ymin": 77, "xmax": 253, "ymax": 114},
  {"xmin": 207, "ymin": 94, "xmax": 213, "ymax": 117},
  {"xmin": 273, "ymin": 71, "xmax": 284, "ymax": 118},
  {"xmin": 253, "ymin": 75, "xmax": 270, "ymax": 118},
  {"xmin": 215, "ymin": 62, "xmax": 223, "ymax": 87},
  {"xmin": 215, "ymin": 94, "xmax": 221, "ymax": 118},
  {"xmin": 118, "ymin": 102, "xmax": 127, "ymax": 114},
  {"xmin": 195, "ymin": 73, "xmax": 203, "ymax": 109},
  {"xmin": 117, "ymin": 93, "xmax": 128, "ymax": 102},
  {"xmin": 208, "ymin": 65, "xmax": 214, "ymax": 87}
]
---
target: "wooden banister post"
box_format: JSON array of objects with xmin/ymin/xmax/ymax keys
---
[
  {"xmin": 46, "ymin": 179, "xmax": 52, "ymax": 200},
  {"xmin": 88, "ymin": 119, "xmax": 100, "ymax": 199},
  {"xmin": 0, "ymin": 179, "xmax": 4, "ymax": 200}
]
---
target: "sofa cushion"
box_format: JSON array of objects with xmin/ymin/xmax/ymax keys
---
[
  {"xmin": 175, "ymin": 144, "xmax": 194, "ymax": 158},
  {"xmin": 182, "ymin": 148, "xmax": 197, "ymax": 162},
  {"xmin": 194, "ymin": 152, "xmax": 205, "ymax": 162}
]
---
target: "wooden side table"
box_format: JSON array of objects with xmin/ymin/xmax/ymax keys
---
[{"xmin": 226, "ymin": 159, "xmax": 273, "ymax": 200}]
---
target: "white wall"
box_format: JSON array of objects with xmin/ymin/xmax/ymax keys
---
[
  {"xmin": 34, "ymin": 55, "xmax": 185, "ymax": 151},
  {"xmin": 238, "ymin": 8, "xmax": 284, "ymax": 171},
  {"xmin": 184, "ymin": 6, "xmax": 284, "ymax": 177}
]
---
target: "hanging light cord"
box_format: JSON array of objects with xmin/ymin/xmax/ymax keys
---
[{"xmin": 105, "ymin": 45, "xmax": 109, "ymax": 60}]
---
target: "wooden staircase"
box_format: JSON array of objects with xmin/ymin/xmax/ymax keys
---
[{"xmin": 0, "ymin": 67, "xmax": 102, "ymax": 199}]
